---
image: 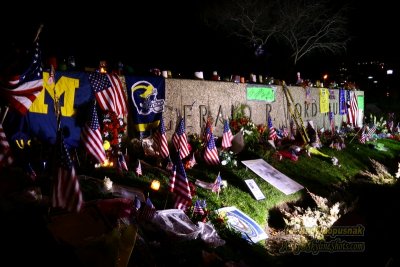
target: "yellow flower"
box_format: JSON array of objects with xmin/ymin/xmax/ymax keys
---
[{"xmin": 103, "ymin": 140, "xmax": 111, "ymax": 151}]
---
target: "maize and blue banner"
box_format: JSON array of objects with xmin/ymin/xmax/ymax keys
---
[
  {"xmin": 4, "ymin": 72, "xmax": 166, "ymax": 146},
  {"xmin": 125, "ymin": 76, "xmax": 165, "ymax": 137},
  {"xmin": 26, "ymin": 71, "xmax": 94, "ymax": 147}
]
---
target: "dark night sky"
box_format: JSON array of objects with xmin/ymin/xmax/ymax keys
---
[{"xmin": 1, "ymin": 0, "xmax": 399, "ymax": 80}]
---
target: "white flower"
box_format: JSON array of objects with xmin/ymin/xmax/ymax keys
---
[
  {"xmin": 221, "ymin": 160, "xmax": 228, "ymax": 166},
  {"xmin": 244, "ymin": 130, "xmax": 253, "ymax": 136}
]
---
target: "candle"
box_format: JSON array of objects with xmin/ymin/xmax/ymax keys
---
[{"xmin": 150, "ymin": 180, "xmax": 160, "ymax": 191}]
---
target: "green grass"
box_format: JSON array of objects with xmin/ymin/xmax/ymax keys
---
[
  {"xmin": 81, "ymin": 138, "xmax": 400, "ymax": 265},
  {"xmin": 86, "ymin": 138, "xmax": 400, "ymax": 227}
]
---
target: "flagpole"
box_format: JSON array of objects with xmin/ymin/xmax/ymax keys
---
[
  {"xmin": 349, "ymin": 125, "xmax": 364, "ymax": 144},
  {"xmin": 217, "ymin": 171, "xmax": 220, "ymax": 199},
  {"xmin": 1, "ymin": 106, "xmax": 9, "ymax": 124},
  {"xmin": 163, "ymin": 191, "xmax": 169, "ymax": 210},
  {"xmin": 33, "ymin": 24, "xmax": 44, "ymax": 43}
]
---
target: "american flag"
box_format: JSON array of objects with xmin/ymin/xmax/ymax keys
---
[
  {"xmin": 204, "ymin": 131, "xmax": 220, "ymax": 165},
  {"xmin": 173, "ymin": 194, "xmax": 192, "ymax": 211},
  {"xmin": 169, "ymin": 164, "xmax": 176, "ymax": 192},
  {"xmin": 26, "ymin": 162, "xmax": 37, "ymax": 181},
  {"xmin": 153, "ymin": 117, "xmax": 169, "ymax": 158},
  {"xmin": 172, "ymin": 117, "xmax": 190, "ymax": 159},
  {"xmin": 171, "ymin": 155, "xmax": 192, "ymax": 210},
  {"xmin": 166, "ymin": 159, "xmax": 174, "ymax": 172},
  {"xmin": 367, "ymin": 124, "xmax": 377, "ymax": 139},
  {"xmin": 117, "ymin": 151, "xmax": 128, "ymax": 172},
  {"xmin": 281, "ymin": 126, "xmax": 289, "ymax": 138},
  {"xmin": 203, "ymin": 118, "xmax": 212, "ymax": 142},
  {"xmin": 52, "ymin": 138, "xmax": 83, "ymax": 213},
  {"xmin": 188, "ymin": 153, "xmax": 196, "ymax": 168},
  {"xmin": 329, "ymin": 111, "xmax": 335, "ymax": 133},
  {"xmin": 0, "ymin": 41, "xmax": 43, "ymax": 115},
  {"xmin": 193, "ymin": 199, "xmax": 206, "ymax": 215},
  {"xmin": 387, "ymin": 120, "xmax": 394, "ymax": 132},
  {"xmin": 212, "ymin": 173, "xmax": 222, "ymax": 193},
  {"xmin": 136, "ymin": 159, "xmax": 142, "ymax": 176},
  {"xmin": 88, "ymin": 72, "xmax": 127, "ymax": 118},
  {"xmin": 268, "ymin": 115, "xmax": 277, "ymax": 140},
  {"xmin": 133, "ymin": 195, "xmax": 141, "ymax": 214},
  {"xmin": 138, "ymin": 197, "xmax": 156, "ymax": 221},
  {"xmin": 347, "ymin": 91, "xmax": 359, "ymax": 127},
  {"xmin": 81, "ymin": 102, "xmax": 106, "ymax": 164},
  {"xmin": 359, "ymin": 127, "xmax": 366, "ymax": 144},
  {"xmin": 0, "ymin": 123, "xmax": 13, "ymax": 167},
  {"xmin": 222, "ymin": 119, "xmax": 233, "ymax": 149}
]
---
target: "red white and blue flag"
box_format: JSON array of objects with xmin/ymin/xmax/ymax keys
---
[
  {"xmin": 81, "ymin": 102, "xmax": 106, "ymax": 164},
  {"xmin": 172, "ymin": 117, "xmax": 190, "ymax": 159},
  {"xmin": 0, "ymin": 41, "xmax": 43, "ymax": 115},
  {"xmin": 359, "ymin": 126, "xmax": 366, "ymax": 144},
  {"xmin": 347, "ymin": 91, "xmax": 359, "ymax": 127},
  {"xmin": 52, "ymin": 138, "xmax": 83, "ymax": 212},
  {"xmin": 88, "ymin": 72, "xmax": 127, "ymax": 118},
  {"xmin": 171, "ymin": 155, "xmax": 192, "ymax": 210},
  {"xmin": 136, "ymin": 159, "xmax": 142, "ymax": 176},
  {"xmin": 367, "ymin": 124, "xmax": 377, "ymax": 140},
  {"xmin": 268, "ymin": 115, "xmax": 277, "ymax": 141},
  {"xmin": 169, "ymin": 164, "xmax": 177, "ymax": 192},
  {"xmin": 117, "ymin": 151, "xmax": 128, "ymax": 172},
  {"xmin": 138, "ymin": 197, "xmax": 156, "ymax": 221},
  {"xmin": 222, "ymin": 119, "xmax": 233, "ymax": 149},
  {"xmin": 212, "ymin": 172, "xmax": 222, "ymax": 193},
  {"xmin": 193, "ymin": 199, "xmax": 206, "ymax": 215},
  {"xmin": 203, "ymin": 118, "xmax": 212, "ymax": 142},
  {"xmin": 0, "ymin": 123, "xmax": 13, "ymax": 168},
  {"xmin": 204, "ymin": 131, "xmax": 220, "ymax": 165},
  {"xmin": 153, "ymin": 116, "xmax": 169, "ymax": 159}
]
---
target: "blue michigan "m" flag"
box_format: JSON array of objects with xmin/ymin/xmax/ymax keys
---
[{"xmin": 26, "ymin": 71, "xmax": 94, "ymax": 147}]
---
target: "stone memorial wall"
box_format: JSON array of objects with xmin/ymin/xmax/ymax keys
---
[{"xmin": 161, "ymin": 78, "xmax": 364, "ymax": 137}]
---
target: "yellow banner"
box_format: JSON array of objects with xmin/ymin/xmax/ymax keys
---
[{"xmin": 319, "ymin": 88, "xmax": 329, "ymax": 113}]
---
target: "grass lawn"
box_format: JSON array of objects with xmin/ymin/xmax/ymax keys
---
[
  {"xmin": 1, "ymin": 135, "xmax": 399, "ymax": 266},
  {"xmin": 80, "ymin": 137, "xmax": 400, "ymax": 266}
]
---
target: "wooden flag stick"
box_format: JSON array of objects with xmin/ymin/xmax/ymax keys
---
[
  {"xmin": 217, "ymin": 171, "xmax": 220, "ymax": 199},
  {"xmin": 33, "ymin": 24, "xmax": 44, "ymax": 43},
  {"xmin": 349, "ymin": 125, "xmax": 364, "ymax": 144},
  {"xmin": 163, "ymin": 191, "xmax": 169, "ymax": 210},
  {"xmin": 1, "ymin": 106, "xmax": 9, "ymax": 124}
]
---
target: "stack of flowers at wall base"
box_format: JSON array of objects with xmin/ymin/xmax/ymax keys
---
[{"xmin": 101, "ymin": 111, "xmax": 127, "ymax": 167}]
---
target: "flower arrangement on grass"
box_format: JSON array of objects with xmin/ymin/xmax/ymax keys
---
[
  {"xmin": 230, "ymin": 104, "xmax": 262, "ymax": 148},
  {"xmin": 219, "ymin": 150, "xmax": 237, "ymax": 168}
]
